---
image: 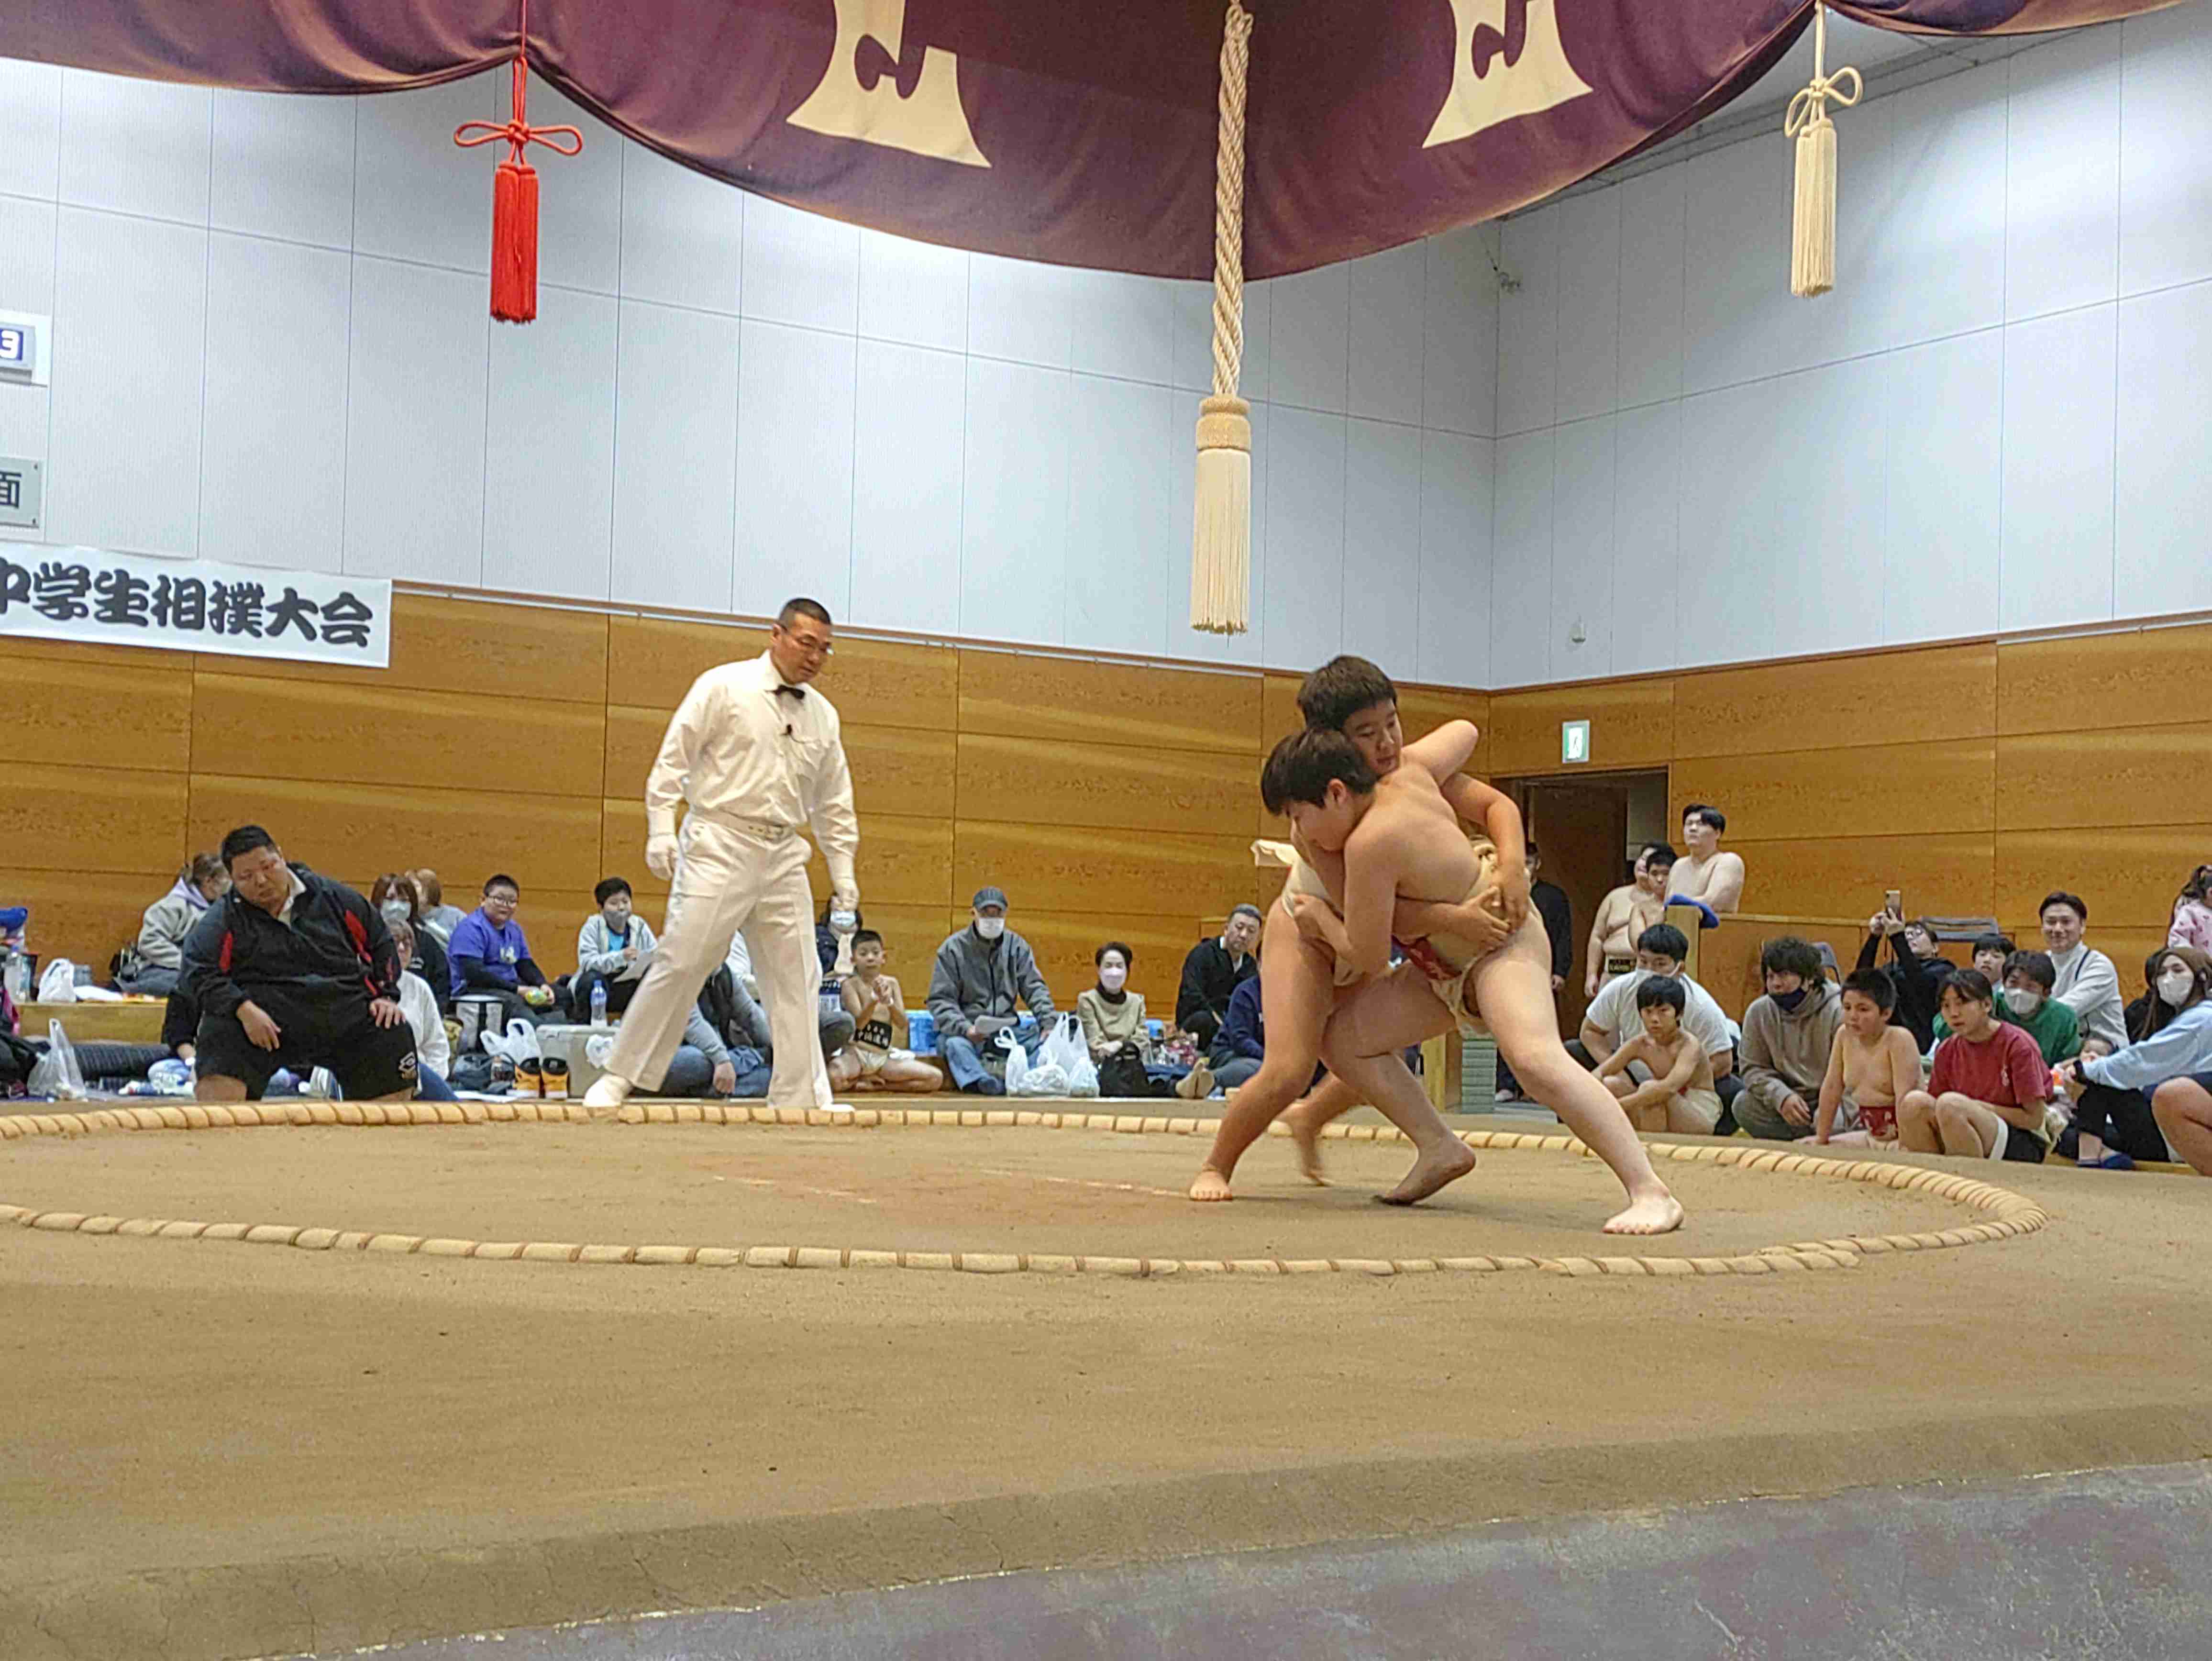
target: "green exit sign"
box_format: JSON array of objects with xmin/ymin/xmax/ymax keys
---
[{"xmin": 1561, "ymin": 720, "xmax": 1591, "ymax": 764}]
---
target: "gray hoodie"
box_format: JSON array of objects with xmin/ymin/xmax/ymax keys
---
[
  {"xmin": 1739, "ymin": 979, "xmax": 1844, "ymax": 1117},
  {"xmin": 135, "ymin": 876, "xmax": 212, "ymax": 971},
  {"xmin": 927, "ymin": 925, "xmax": 1055, "ymax": 1038}
]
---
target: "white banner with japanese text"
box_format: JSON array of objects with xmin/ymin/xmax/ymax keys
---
[{"xmin": 0, "ymin": 547, "xmax": 391, "ymax": 667}]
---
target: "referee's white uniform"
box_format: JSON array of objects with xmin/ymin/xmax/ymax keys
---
[{"xmin": 602, "ymin": 652, "xmax": 858, "ymax": 1107}]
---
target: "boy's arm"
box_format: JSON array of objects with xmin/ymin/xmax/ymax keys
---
[
  {"xmin": 1335, "ymin": 821, "xmax": 1403, "ymax": 981},
  {"xmin": 1403, "ymin": 720, "xmax": 1479, "ymax": 779},
  {"xmin": 1435, "ymin": 774, "xmax": 1529, "ymax": 930},
  {"xmin": 1593, "ymin": 1041, "xmax": 1636, "ymax": 1082},
  {"xmin": 1886, "ymin": 1030, "xmax": 1922, "ymax": 1106},
  {"xmin": 1704, "ymin": 851, "xmax": 1746, "ymax": 914},
  {"xmin": 882, "ymin": 976, "xmax": 909, "ymax": 1043},
  {"xmin": 1815, "ymin": 1031, "xmax": 1846, "ymax": 1141},
  {"xmin": 1585, "ymin": 895, "xmax": 1614, "ymax": 996},
  {"xmin": 1652, "ymin": 1034, "xmax": 1703, "ymax": 1100}
]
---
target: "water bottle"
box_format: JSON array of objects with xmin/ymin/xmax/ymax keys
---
[{"xmin": 590, "ymin": 981, "xmax": 608, "ymax": 1027}]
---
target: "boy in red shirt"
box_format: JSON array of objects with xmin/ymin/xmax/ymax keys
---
[{"xmin": 1899, "ymin": 969, "xmax": 2054, "ymax": 1163}]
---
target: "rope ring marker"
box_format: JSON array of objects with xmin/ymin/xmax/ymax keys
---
[{"xmin": 0, "ymin": 1106, "xmax": 2050, "ymax": 1279}]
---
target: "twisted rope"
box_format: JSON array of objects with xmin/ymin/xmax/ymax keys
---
[
  {"xmin": 1209, "ymin": 1, "xmax": 1253, "ymax": 400},
  {"xmin": 1783, "ymin": 3, "xmax": 1862, "ymax": 143}
]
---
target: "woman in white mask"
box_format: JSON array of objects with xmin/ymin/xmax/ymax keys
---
[
  {"xmin": 2050, "ymin": 947, "xmax": 2212, "ymax": 1169},
  {"xmin": 371, "ymin": 873, "xmax": 450, "ymax": 1015},
  {"xmin": 1076, "ymin": 942, "xmax": 1181, "ymax": 1099}
]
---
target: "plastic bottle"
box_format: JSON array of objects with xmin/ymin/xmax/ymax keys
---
[{"xmin": 590, "ymin": 981, "xmax": 608, "ymax": 1026}]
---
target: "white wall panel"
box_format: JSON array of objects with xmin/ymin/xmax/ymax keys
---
[
  {"xmin": 1423, "ymin": 226, "xmax": 1498, "ymax": 437},
  {"xmin": 1489, "ymin": 429, "xmax": 1553, "ymax": 687},
  {"xmin": 1551, "ymin": 191, "xmax": 1621, "ymax": 425},
  {"xmin": 1416, "ymin": 429, "xmax": 1493, "ymax": 687},
  {"xmin": 1609, "ymin": 400, "xmax": 1681, "ymax": 677},
  {"xmin": 2114, "ymin": 277, "xmax": 2212, "ymax": 616},
  {"xmin": 484, "ymin": 289, "xmax": 618, "ymax": 601},
  {"xmin": 858, "ymin": 227, "xmax": 967, "ymax": 354},
  {"xmin": 1339, "ymin": 419, "xmax": 1423, "ymax": 679},
  {"xmin": 1548, "ymin": 414, "xmax": 1615, "ymax": 681},
  {"xmin": 1615, "ymin": 164, "xmax": 1687, "ymax": 411},
  {"xmin": 0, "ymin": 57, "xmax": 61, "ymax": 199},
  {"xmin": 1063, "ymin": 374, "xmax": 1175, "ymax": 657},
  {"xmin": 57, "ymin": 68, "xmax": 210, "ymax": 226},
  {"xmin": 734, "ymin": 319, "xmax": 854, "ymax": 618},
  {"xmin": 1681, "ymin": 134, "xmax": 1789, "ymax": 396},
  {"xmin": 1070, "ymin": 266, "xmax": 1174, "ymax": 388},
  {"xmin": 619, "ymin": 143, "xmax": 743, "ymax": 315},
  {"xmin": 1861, "ymin": 68, "xmax": 2008, "ymax": 355},
  {"xmin": 2000, "ymin": 304, "xmax": 2116, "ymax": 632},
  {"xmin": 742, "ymin": 192, "xmax": 858, "ymax": 336},
  {"xmin": 2119, "ymin": 2, "xmax": 2212, "ymax": 298},
  {"xmin": 1674, "ymin": 379, "xmax": 1776, "ymax": 669},
  {"xmin": 851, "ymin": 339, "xmax": 964, "ymax": 639},
  {"xmin": 1261, "ymin": 405, "xmax": 1348, "ymax": 671},
  {"xmin": 210, "ymin": 90, "xmax": 355, "ymax": 249},
  {"xmin": 1883, "ymin": 330, "xmax": 2000, "ymax": 645},
  {"xmin": 1267, "ymin": 261, "xmax": 1350, "ymax": 415},
  {"xmin": 611, "ymin": 299, "xmax": 738, "ymax": 612},
  {"xmin": 1772, "ymin": 357, "xmax": 1886, "ymax": 656},
  {"xmin": 1495, "ymin": 209, "xmax": 1559, "ymax": 435},
  {"xmin": 961, "ymin": 356, "xmax": 1068, "ymax": 643},
  {"xmin": 2006, "ymin": 29, "xmax": 2122, "ymax": 322},
  {"xmin": 967, "ymin": 250, "xmax": 1073, "ymax": 369},
  {"xmin": 353, "ymin": 75, "xmax": 494, "ymax": 275},
  {"xmin": 1347, "ymin": 242, "xmax": 1426, "ymax": 426}
]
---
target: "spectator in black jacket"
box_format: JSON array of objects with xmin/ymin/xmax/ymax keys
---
[
  {"xmin": 1175, "ymin": 904, "xmax": 1262, "ymax": 1045},
  {"xmin": 179, "ymin": 825, "xmax": 416, "ymax": 1104},
  {"xmin": 1854, "ymin": 913, "xmax": 1951, "ymax": 1051}
]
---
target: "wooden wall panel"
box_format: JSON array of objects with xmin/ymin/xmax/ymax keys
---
[
  {"xmin": 1703, "ymin": 833, "xmax": 1997, "ymax": 922},
  {"xmin": 1998, "ymin": 622, "xmax": 2212, "ymax": 737},
  {"xmin": 1995, "ymin": 726, "xmax": 2212, "ymax": 832},
  {"xmin": 193, "ymin": 672, "xmax": 607, "ymax": 798},
  {"xmin": 1261, "ymin": 674, "xmax": 1303, "ymax": 750},
  {"xmin": 8, "ymin": 763, "xmax": 188, "ymax": 875},
  {"xmin": 191, "ymin": 775, "xmax": 604, "ymax": 895},
  {"xmin": 607, "ymin": 617, "xmax": 958, "ymax": 731},
  {"xmin": 602, "ymin": 708, "xmax": 956, "ymax": 820},
  {"xmin": 951, "ymin": 822, "xmax": 1267, "ymax": 918},
  {"xmin": 1994, "ymin": 827, "xmax": 2212, "ymax": 931},
  {"xmin": 0, "ymin": 654, "xmax": 192, "ymax": 772},
  {"xmin": 958, "ymin": 649, "xmax": 1262, "ymax": 753},
  {"xmin": 1672, "ymin": 642, "xmax": 1996, "ymax": 758},
  {"xmin": 1486, "ymin": 678, "xmax": 1673, "ymax": 775},
  {"xmin": 1396, "ymin": 685, "xmax": 1493, "ymax": 769},
  {"xmin": 220, "ymin": 593, "xmax": 609, "ymax": 701},
  {"xmin": 955, "ymin": 733, "xmax": 1255, "ymax": 835},
  {"xmin": 1670, "ymin": 742, "xmax": 1995, "ymax": 843}
]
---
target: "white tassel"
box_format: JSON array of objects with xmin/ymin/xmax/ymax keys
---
[
  {"xmin": 1784, "ymin": 3, "xmax": 1859, "ymax": 301},
  {"xmin": 1191, "ymin": 396, "xmax": 1251, "ymax": 634}
]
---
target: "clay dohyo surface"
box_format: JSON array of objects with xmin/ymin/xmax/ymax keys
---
[{"xmin": 1, "ymin": 1109, "xmax": 2206, "ymax": 1661}]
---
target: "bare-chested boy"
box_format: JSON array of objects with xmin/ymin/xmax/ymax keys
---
[
  {"xmin": 1584, "ymin": 843, "xmax": 1675, "ymax": 996},
  {"xmin": 1594, "ymin": 976, "xmax": 1720, "ymax": 1134},
  {"xmin": 1815, "ymin": 968, "xmax": 1920, "ymax": 1145},
  {"xmin": 829, "ymin": 930, "xmax": 942, "ymax": 1094},
  {"xmin": 1670, "ymin": 804, "xmax": 1744, "ymax": 915},
  {"xmin": 1259, "ymin": 728, "xmax": 1684, "ymax": 1232}
]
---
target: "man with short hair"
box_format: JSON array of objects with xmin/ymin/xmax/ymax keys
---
[
  {"xmin": 586, "ymin": 598, "xmax": 859, "ymax": 1112},
  {"xmin": 927, "ymin": 886, "xmax": 1056, "ymax": 1096},
  {"xmin": 1735, "ymin": 936, "xmax": 1845, "ymax": 1141},
  {"xmin": 448, "ymin": 874, "xmax": 558, "ymax": 1029},
  {"xmin": 179, "ymin": 825, "xmax": 416, "ymax": 1104},
  {"xmin": 1575, "ymin": 923, "xmax": 1736, "ymax": 1087},
  {"xmin": 1670, "ymin": 803, "xmax": 1744, "ymax": 915},
  {"xmin": 2039, "ymin": 890, "xmax": 2125, "ymax": 1051},
  {"xmin": 1175, "ymin": 904, "xmax": 1261, "ymax": 1046}
]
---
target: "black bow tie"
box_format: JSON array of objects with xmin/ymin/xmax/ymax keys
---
[{"xmin": 774, "ymin": 684, "xmax": 805, "ymax": 700}]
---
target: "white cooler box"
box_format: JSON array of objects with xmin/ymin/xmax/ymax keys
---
[{"xmin": 534, "ymin": 1023, "xmax": 620, "ymax": 1095}]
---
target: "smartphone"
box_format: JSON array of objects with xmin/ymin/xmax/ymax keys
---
[{"xmin": 1883, "ymin": 889, "xmax": 1902, "ymax": 920}]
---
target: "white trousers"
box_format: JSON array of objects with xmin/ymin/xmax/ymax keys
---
[{"xmin": 606, "ymin": 817, "xmax": 831, "ymax": 1108}]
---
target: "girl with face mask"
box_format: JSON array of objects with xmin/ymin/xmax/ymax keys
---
[
  {"xmin": 2052, "ymin": 948, "xmax": 2212, "ymax": 1169},
  {"xmin": 371, "ymin": 874, "xmax": 450, "ymax": 1015}
]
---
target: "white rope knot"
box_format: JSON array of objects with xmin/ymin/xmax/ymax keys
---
[
  {"xmin": 1784, "ymin": 64, "xmax": 1862, "ymax": 138},
  {"xmin": 1785, "ymin": 2, "xmax": 1856, "ymax": 299}
]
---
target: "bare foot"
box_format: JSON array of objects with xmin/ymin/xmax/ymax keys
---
[
  {"xmin": 1603, "ymin": 1187, "xmax": 1686, "ymax": 1235},
  {"xmin": 1189, "ymin": 1166, "xmax": 1234, "ymax": 1202},
  {"xmin": 1374, "ymin": 1140, "xmax": 1477, "ymax": 1206},
  {"xmin": 1287, "ymin": 1109, "xmax": 1329, "ymax": 1186}
]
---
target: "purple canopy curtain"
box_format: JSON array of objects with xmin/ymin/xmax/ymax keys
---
[{"xmin": 0, "ymin": 0, "xmax": 2187, "ymax": 277}]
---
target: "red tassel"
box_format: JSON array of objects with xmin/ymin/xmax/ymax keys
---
[{"xmin": 491, "ymin": 159, "xmax": 538, "ymax": 323}]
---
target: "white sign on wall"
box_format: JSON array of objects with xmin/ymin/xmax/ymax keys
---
[
  {"xmin": 1560, "ymin": 718, "xmax": 1591, "ymax": 764},
  {"xmin": 0, "ymin": 546, "xmax": 392, "ymax": 668}
]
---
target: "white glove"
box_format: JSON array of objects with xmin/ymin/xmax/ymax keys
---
[
  {"xmin": 833, "ymin": 885, "xmax": 860, "ymax": 916},
  {"xmin": 646, "ymin": 833, "xmax": 679, "ymax": 881}
]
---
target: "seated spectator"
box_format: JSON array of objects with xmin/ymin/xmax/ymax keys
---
[
  {"xmin": 1594, "ymin": 976, "xmax": 1719, "ymax": 1134},
  {"xmin": 1206, "ymin": 973, "xmax": 1327, "ymax": 1103},
  {"xmin": 2040, "ymin": 890, "xmax": 2125, "ymax": 1051},
  {"xmin": 926, "ymin": 886, "xmax": 1055, "ymax": 1097},
  {"xmin": 1584, "ymin": 842, "xmax": 1675, "ymax": 997},
  {"xmin": 2169, "ymin": 865, "xmax": 2212, "ymax": 953},
  {"xmin": 371, "ymin": 873, "xmax": 449, "ymax": 1014},
  {"xmin": 654, "ymin": 997, "xmax": 768, "ymax": 1099},
  {"xmin": 829, "ymin": 930, "xmax": 940, "ymax": 1094},
  {"xmin": 2052, "ymin": 948, "xmax": 2212, "ymax": 1168},
  {"xmin": 697, "ymin": 962, "xmax": 853, "ymax": 1074},
  {"xmin": 574, "ymin": 877, "xmax": 656, "ymax": 1018},
  {"xmin": 1736, "ymin": 937, "xmax": 1843, "ymax": 1141},
  {"xmin": 1969, "ymin": 932, "xmax": 2014, "ymax": 983},
  {"xmin": 1574, "ymin": 924, "xmax": 1738, "ymax": 1105},
  {"xmin": 1816, "ymin": 970, "xmax": 1920, "ymax": 1146},
  {"xmin": 410, "ymin": 868, "xmax": 466, "ymax": 945},
  {"xmin": 817, "ymin": 897, "xmax": 861, "ymax": 976},
  {"xmin": 1934, "ymin": 949, "xmax": 2080, "ymax": 1064},
  {"xmin": 1175, "ymin": 904, "xmax": 1261, "ymax": 1047},
  {"xmin": 1075, "ymin": 942, "xmax": 1185, "ymax": 1100},
  {"xmin": 1670, "ymin": 805, "xmax": 1744, "ymax": 915},
  {"xmin": 387, "ymin": 919, "xmax": 456, "ymax": 1102},
  {"xmin": 1854, "ymin": 913, "xmax": 1949, "ymax": 1051},
  {"xmin": 1899, "ymin": 971, "xmax": 2052, "ymax": 1163},
  {"xmin": 449, "ymin": 874, "xmax": 559, "ymax": 1029},
  {"xmin": 122, "ymin": 854, "xmax": 230, "ymax": 997},
  {"xmin": 179, "ymin": 825, "xmax": 416, "ymax": 1105}
]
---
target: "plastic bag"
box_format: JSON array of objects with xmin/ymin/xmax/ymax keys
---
[
  {"xmin": 27, "ymin": 1019, "xmax": 87, "ymax": 1099},
  {"xmin": 1002, "ymin": 1033, "xmax": 1029, "ymax": 1093},
  {"xmin": 36, "ymin": 959, "xmax": 77, "ymax": 1004},
  {"xmin": 482, "ymin": 1019, "xmax": 542, "ymax": 1064}
]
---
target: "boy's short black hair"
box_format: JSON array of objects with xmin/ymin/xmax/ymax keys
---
[
  {"xmin": 2039, "ymin": 890, "xmax": 2089, "ymax": 922},
  {"xmin": 1972, "ymin": 932, "xmax": 2015, "ymax": 959},
  {"xmin": 1296, "ymin": 655, "xmax": 1398, "ymax": 732},
  {"xmin": 1640, "ymin": 841, "xmax": 1678, "ymax": 869},
  {"xmin": 1095, "ymin": 941, "xmax": 1134, "ymax": 966},
  {"xmin": 1261, "ymin": 727, "xmax": 1377, "ymax": 815},
  {"xmin": 1841, "ymin": 968, "xmax": 1897, "ymax": 1011},
  {"xmin": 1683, "ymin": 803, "xmax": 1726, "ymax": 833},
  {"xmin": 1635, "ymin": 975, "xmax": 1687, "ymax": 1015},
  {"xmin": 852, "ymin": 928, "xmax": 883, "ymax": 950},
  {"xmin": 1636, "ymin": 923, "xmax": 1689, "ymax": 962},
  {"xmin": 593, "ymin": 876, "xmax": 632, "ymax": 905},
  {"xmin": 219, "ymin": 824, "xmax": 278, "ymax": 867},
  {"xmin": 1943, "ymin": 968, "xmax": 1996, "ymax": 1008},
  {"xmin": 482, "ymin": 873, "xmax": 520, "ymax": 897},
  {"xmin": 1759, "ymin": 936, "xmax": 1825, "ymax": 982},
  {"xmin": 2002, "ymin": 949, "xmax": 2057, "ymax": 992}
]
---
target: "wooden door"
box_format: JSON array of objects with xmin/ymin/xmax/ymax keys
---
[{"xmin": 1523, "ymin": 780, "xmax": 1633, "ymax": 1037}]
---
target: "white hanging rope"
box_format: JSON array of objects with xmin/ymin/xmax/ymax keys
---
[
  {"xmin": 1190, "ymin": 0, "xmax": 1254, "ymax": 635},
  {"xmin": 1784, "ymin": 2, "xmax": 1861, "ymax": 299}
]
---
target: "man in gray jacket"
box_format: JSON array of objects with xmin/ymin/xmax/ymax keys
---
[
  {"xmin": 1736, "ymin": 936, "xmax": 1847, "ymax": 1141},
  {"xmin": 927, "ymin": 886, "xmax": 1056, "ymax": 1096}
]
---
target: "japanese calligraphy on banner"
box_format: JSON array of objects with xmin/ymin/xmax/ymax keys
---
[{"xmin": 0, "ymin": 547, "xmax": 392, "ymax": 668}]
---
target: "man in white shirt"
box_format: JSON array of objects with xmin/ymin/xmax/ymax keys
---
[
  {"xmin": 1574, "ymin": 923, "xmax": 1737, "ymax": 1085},
  {"xmin": 585, "ymin": 598, "xmax": 860, "ymax": 1111},
  {"xmin": 2040, "ymin": 889, "xmax": 2126, "ymax": 1051}
]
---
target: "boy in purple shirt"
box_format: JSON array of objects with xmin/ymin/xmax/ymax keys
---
[{"xmin": 448, "ymin": 873, "xmax": 559, "ymax": 1027}]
